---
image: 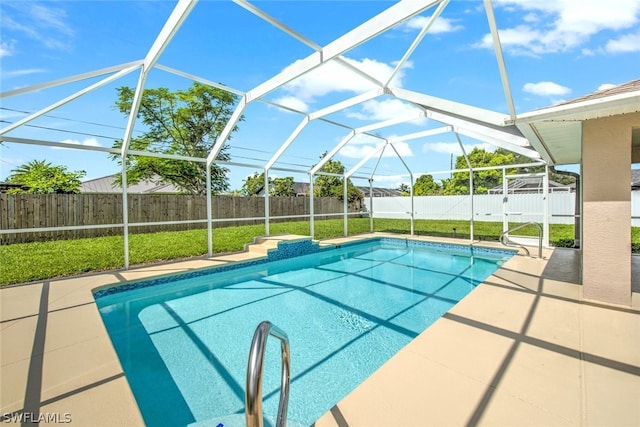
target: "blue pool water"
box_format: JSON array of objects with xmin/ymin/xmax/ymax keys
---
[{"xmin": 95, "ymin": 238, "xmax": 513, "ymax": 426}]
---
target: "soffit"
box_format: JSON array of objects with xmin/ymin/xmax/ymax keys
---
[{"xmin": 514, "ymin": 79, "xmax": 640, "ymax": 165}]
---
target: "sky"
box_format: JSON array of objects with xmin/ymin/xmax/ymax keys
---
[{"xmin": 1, "ymin": 0, "xmax": 639, "ymax": 191}]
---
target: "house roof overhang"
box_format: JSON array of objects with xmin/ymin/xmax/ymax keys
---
[{"xmin": 511, "ymin": 80, "xmax": 640, "ymax": 165}]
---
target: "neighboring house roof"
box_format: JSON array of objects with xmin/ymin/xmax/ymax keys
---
[
  {"xmin": 362, "ymin": 187, "xmax": 403, "ymax": 197},
  {"xmin": 292, "ymin": 182, "xmax": 401, "ymax": 197},
  {"xmin": 0, "ymin": 182, "xmax": 29, "ymax": 193},
  {"xmin": 80, "ymin": 174, "xmax": 182, "ymax": 193},
  {"xmin": 488, "ymin": 178, "xmax": 574, "ymax": 194},
  {"xmin": 632, "ymin": 169, "xmax": 640, "ymax": 190},
  {"xmin": 253, "ymin": 181, "xmax": 401, "ymax": 197}
]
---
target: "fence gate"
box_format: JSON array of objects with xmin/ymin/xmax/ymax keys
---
[{"xmin": 501, "ymin": 171, "xmax": 550, "ymax": 247}]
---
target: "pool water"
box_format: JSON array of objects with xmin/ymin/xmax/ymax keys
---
[{"xmin": 95, "ymin": 238, "xmax": 513, "ymax": 426}]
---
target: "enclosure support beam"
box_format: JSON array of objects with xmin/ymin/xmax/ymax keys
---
[
  {"xmin": 385, "ymin": 0, "xmax": 449, "ymax": 87},
  {"xmin": 207, "ymin": 96, "xmax": 247, "ymax": 165},
  {"xmin": 266, "ymin": 116, "xmax": 310, "ymax": 170},
  {"xmin": 410, "ymin": 173, "xmax": 415, "ymax": 236},
  {"xmin": 388, "ymin": 126, "xmax": 452, "ymax": 144},
  {"xmin": 312, "ymin": 112, "xmax": 423, "ymax": 176},
  {"xmin": 483, "ymin": 0, "xmax": 516, "ymax": 121},
  {"xmin": 366, "ymin": 144, "xmax": 389, "ymax": 233},
  {"xmin": 309, "ymin": 173, "xmax": 315, "ymax": 239},
  {"xmin": 543, "ymin": 166, "xmax": 550, "ymax": 247},
  {"xmin": 120, "ymin": 69, "xmax": 149, "ymax": 268},
  {"xmin": 388, "ymin": 142, "xmax": 415, "ymax": 236},
  {"xmin": 265, "ymin": 169, "xmax": 270, "ymax": 236},
  {"xmin": 0, "ymin": 66, "xmax": 139, "ymax": 136},
  {"xmin": 345, "ymin": 142, "xmax": 387, "ymax": 178},
  {"xmin": 469, "ymin": 171, "xmax": 474, "ymax": 242},
  {"xmin": 143, "ymin": 0, "xmax": 197, "ymax": 72},
  {"xmin": 121, "ymin": 158, "xmax": 130, "ymax": 269},
  {"xmin": 309, "ymin": 89, "xmax": 382, "ymax": 120},
  {"xmin": 310, "ymin": 131, "xmax": 356, "ymax": 175},
  {"xmin": 343, "ymin": 178, "xmax": 348, "ymax": 237},
  {"xmin": 456, "ymin": 133, "xmax": 474, "ymax": 241},
  {"xmin": 206, "ymin": 167, "xmax": 213, "ymax": 257},
  {"xmin": 369, "ymin": 179, "xmax": 374, "ymax": 233},
  {"xmin": 0, "ymin": 60, "xmax": 143, "ymax": 99},
  {"xmin": 235, "ymin": 0, "xmax": 386, "ymax": 89},
  {"xmin": 208, "ymin": 0, "xmax": 439, "ymax": 166},
  {"xmin": 502, "ymin": 168, "xmax": 508, "ymax": 234},
  {"xmin": 244, "ymin": 1, "xmax": 439, "ymax": 103}
]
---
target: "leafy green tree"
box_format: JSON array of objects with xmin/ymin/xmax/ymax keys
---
[
  {"xmin": 241, "ymin": 173, "xmax": 296, "ymax": 197},
  {"xmin": 242, "ymin": 172, "xmax": 266, "ymax": 196},
  {"xmin": 397, "ymin": 183, "xmax": 410, "ymax": 196},
  {"xmin": 313, "ymin": 154, "xmax": 363, "ymax": 204},
  {"xmin": 442, "ymin": 147, "xmax": 515, "ymax": 195},
  {"xmin": 502, "ymin": 149, "xmax": 576, "ymax": 185},
  {"xmin": 6, "ymin": 160, "xmax": 85, "ymax": 194},
  {"xmin": 271, "ymin": 177, "xmax": 295, "ymax": 196},
  {"xmin": 112, "ymin": 82, "xmax": 241, "ymax": 195},
  {"xmin": 413, "ymin": 174, "xmax": 441, "ymax": 195}
]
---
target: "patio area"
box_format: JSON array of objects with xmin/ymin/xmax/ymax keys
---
[{"xmin": 1, "ymin": 234, "xmax": 638, "ymax": 426}]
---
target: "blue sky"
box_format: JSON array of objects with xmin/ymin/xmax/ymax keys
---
[{"xmin": 1, "ymin": 0, "xmax": 639, "ymax": 191}]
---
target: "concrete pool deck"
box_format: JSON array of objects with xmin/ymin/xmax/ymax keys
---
[{"xmin": 1, "ymin": 233, "xmax": 638, "ymax": 426}]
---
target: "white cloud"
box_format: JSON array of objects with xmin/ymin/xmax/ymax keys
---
[
  {"xmin": 271, "ymin": 96, "xmax": 309, "ymax": 113},
  {"xmin": 523, "ymin": 81, "xmax": 571, "ymax": 96},
  {"xmin": 422, "ymin": 141, "xmax": 492, "ymax": 155},
  {"xmin": 54, "ymin": 138, "xmax": 102, "ymax": 149},
  {"xmin": 275, "ymin": 57, "xmax": 410, "ymax": 111},
  {"xmin": 2, "ymin": 68, "xmax": 47, "ymax": 79},
  {"xmin": 475, "ymin": 0, "xmax": 640, "ymax": 55},
  {"xmin": 598, "ymin": 83, "xmax": 617, "ymax": 91},
  {"xmin": 0, "ymin": 39, "xmax": 16, "ymax": 57},
  {"xmin": 402, "ymin": 16, "xmax": 464, "ymax": 34},
  {"xmin": 338, "ymin": 134, "xmax": 413, "ymax": 160},
  {"xmin": 475, "ymin": 25, "xmax": 543, "ymax": 55},
  {"xmin": 1, "ymin": 3, "xmax": 74, "ymax": 51},
  {"xmin": 346, "ymin": 99, "xmax": 424, "ymax": 122},
  {"xmin": 606, "ymin": 32, "xmax": 640, "ymax": 53}
]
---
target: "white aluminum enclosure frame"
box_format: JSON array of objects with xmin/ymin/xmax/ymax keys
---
[{"xmin": 0, "ymin": 0, "xmax": 557, "ymax": 269}]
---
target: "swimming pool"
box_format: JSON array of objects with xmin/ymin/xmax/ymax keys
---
[{"xmin": 94, "ymin": 237, "xmax": 514, "ymax": 426}]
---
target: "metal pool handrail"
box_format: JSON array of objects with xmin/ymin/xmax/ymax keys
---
[
  {"xmin": 499, "ymin": 222, "xmax": 543, "ymax": 258},
  {"xmin": 246, "ymin": 321, "xmax": 291, "ymax": 427}
]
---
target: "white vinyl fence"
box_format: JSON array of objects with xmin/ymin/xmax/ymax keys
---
[{"xmin": 365, "ymin": 192, "xmax": 640, "ymax": 226}]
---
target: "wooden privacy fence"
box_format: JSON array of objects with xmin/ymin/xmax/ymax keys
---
[{"xmin": 0, "ymin": 194, "xmax": 361, "ymax": 244}]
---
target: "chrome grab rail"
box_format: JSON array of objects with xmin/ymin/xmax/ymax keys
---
[
  {"xmin": 246, "ymin": 321, "xmax": 290, "ymax": 427},
  {"xmin": 499, "ymin": 222, "xmax": 543, "ymax": 258}
]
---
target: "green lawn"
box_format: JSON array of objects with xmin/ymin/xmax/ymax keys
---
[{"xmin": 1, "ymin": 218, "xmax": 638, "ymax": 286}]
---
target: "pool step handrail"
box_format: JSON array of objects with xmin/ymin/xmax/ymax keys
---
[
  {"xmin": 499, "ymin": 222, "xmax": 543, "ymax": 258},
  {"xmin": 246, "ymin": 321, "xmax": 291, "ymax": 427}
]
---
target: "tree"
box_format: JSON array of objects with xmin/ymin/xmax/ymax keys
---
[
  {"xmin": 271, "ymin": 177, "xmax": 295, "ymax": 196},
  {"xmin": 6, "ymin": 160, "xmax": 85, "ymax": 194},
  {"xmin": 442, "ymin": 147, "xmax": 515, "ymax": 195},
  {"xmin": 112, "ymin": 82, "xmax": 241, "ymax": 195},
  {"xmin": 397, "ymin": 183, "xmax": 410, "ymax": 196},
  {"xmin": 413, "ymin": 174, "xmax": 441, "ymax": 195},
  {"xmin": 241, "ymin": 172, "xmax": 266, "ymax": 196},
  {"xmin": 441, "ymin": 147, "xmax": 577, "ymax": 194},
  {"xmin": 502, "ymin": 149, "xmax": 576, "ymax": 186},
  {"xmin": 241, "ymin": 173, "xmax": 296, "ymax": 197},
  {"xmin": 313, "ymin": 154, "xmax": 363, "ymax": 204}
]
